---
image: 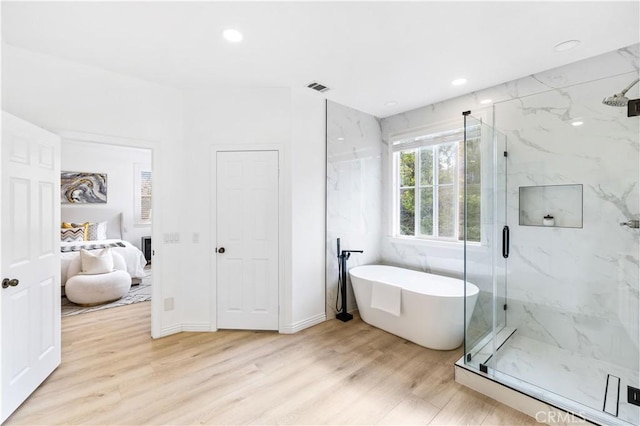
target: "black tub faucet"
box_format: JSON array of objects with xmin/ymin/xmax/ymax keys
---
[{"xmin": 336, "ymin": 238, "xmax": 363, "ymax": 322}]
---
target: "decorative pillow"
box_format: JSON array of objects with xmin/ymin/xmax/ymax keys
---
[
  {"xmin": 86, "ymin": 222, "xmax": 99, "ymax": 241},
  {"xmin": 62, "ymin": 221, "xmax": 108, "ymax": 241},
  {"xmin": 70, "ymin": 222, "xmax": 90, "ymax": 240},
  {"xmin": 79, "ymin": 248, "xmax": 114, "ymax": 274},
  {"xmin": 95, "ymin": 221, "xmax": 108, "ymax": 240},
  {"xmin": 82, "ymin": 223, "xmax": 99, "ymax": 241},
  {"xmin": 61, "ymin": 227, "xmax": 85, "ymax": 242}
]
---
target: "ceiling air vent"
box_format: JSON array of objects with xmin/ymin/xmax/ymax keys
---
[{"xmin": 307, "ymin": 81, "xmax": 330, "ymax": 93}]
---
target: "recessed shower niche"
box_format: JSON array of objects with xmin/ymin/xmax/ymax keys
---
[{"xmin": 518, "ymin": 184, "xmax": 583, "ymax": 228}]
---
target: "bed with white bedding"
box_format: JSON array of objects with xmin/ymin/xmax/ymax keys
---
[
  {"xmin": 60, "ymin": 239, "xmax": 147, "ymax": 287},
  {"xmin": 60, "ymin": 207, "xmax": 147, "ymax": 290}
]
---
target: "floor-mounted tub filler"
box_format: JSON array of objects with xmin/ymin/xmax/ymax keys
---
[{"xmin": 349, "ymin": 265, "xmax": 479, "ymax": 350}]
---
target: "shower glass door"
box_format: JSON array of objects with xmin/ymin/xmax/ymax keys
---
[
  {"xmin": 492, "ymin": 72, "xmax": 640, "ymax": 425},
  {"xmin": 463, "ymin": 113, "xmax": 508, "ymax": 370}
]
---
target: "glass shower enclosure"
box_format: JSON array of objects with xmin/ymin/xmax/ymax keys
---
[{"xmin": 462, "ymin": 72, "xmax": 640, "ymax": 425}]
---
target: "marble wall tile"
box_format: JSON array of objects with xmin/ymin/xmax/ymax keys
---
[
  {"xmin": 495, "ymin": 70, "xmax": 639, "ymax": 369},
  {"xmin": 519, "ymin": 184, "xmax": 583, "ymax": 228},
  {"xmin": 378, "ymin": 44, "xmax": 639, "ymax": 370},
  {"xmin": 326, "ymin": 101, "xmax": 383, "ymax": 316}
]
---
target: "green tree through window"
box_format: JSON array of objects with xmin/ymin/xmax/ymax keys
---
[
  {"xmin": 398, "ymin": 151, "xmax": 416, "ymax": 235},
  {"xmin": 395, "ymin": 129, "xmax": 480, "ymax": 242}
]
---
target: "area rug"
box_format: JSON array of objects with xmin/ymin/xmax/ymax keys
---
[{"xmin": 61, "ymin": 267, "xmax": 152, "ymax": 317}]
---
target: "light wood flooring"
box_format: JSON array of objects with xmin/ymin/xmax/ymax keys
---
[{"xmin": 6, "ymin": 302, "xmax": 539, "ymax": 425}]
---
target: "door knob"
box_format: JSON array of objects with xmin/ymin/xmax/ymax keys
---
[
  {"xmin": 218, "ymin": 247, "xmax": 225, "ymax": 254},
  {"xmin": 2, "ymin": 278, "xmax": 19, "ymax": 289}
]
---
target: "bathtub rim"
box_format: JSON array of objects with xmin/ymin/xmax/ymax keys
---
[{"xmin": 349, "ymin": 264, "xmax": 479, "ymax": 298}]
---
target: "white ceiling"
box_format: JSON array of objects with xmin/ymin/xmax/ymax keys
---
[{"xmin": 2, "ymin": 1, "xmax": 639, "ymax": 117}]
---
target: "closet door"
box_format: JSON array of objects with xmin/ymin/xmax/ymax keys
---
[{"xmin": 215, "ymin": 150, "xmax": 279, "ymax": 330}]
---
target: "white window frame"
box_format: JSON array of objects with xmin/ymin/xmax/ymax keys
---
[
  {"xmin": 134, "ymin": 163, "xmax": 152, "ymax": 225},
  {"xmin": 394, "ymin": 143, "xmax": 461, "ymax": 242},
  {"xmin": 390, "ymin": 119, "xmax": 478, "ymax": 244}
]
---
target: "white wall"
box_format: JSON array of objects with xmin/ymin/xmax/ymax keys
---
[
  {"xmin": 180, "ymin": 87, "xmax": 291, "ymax": 331},
  {"xmin": 61, "ymin": 140, "xmax": 152, "ymax": 249},
  {"xmin": 1, "ymin": 44, "xmax": 183, "ymax": 143},
  {"xmin": 3, "ymin": 43, "xmax": 327, "ymax": 336},
  {"xmin": 180, "ymin": 87, "xmax": 326, "ymax": 332},
  {"xmin": 291, "ymin": 90, "xmax": 326, "ymax": 329},
  {"xmin": 2, "ymin": 43, "xmax": 185, "ymax": 336}
]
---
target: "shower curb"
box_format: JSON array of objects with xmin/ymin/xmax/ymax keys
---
[{"xmin": 454, "ymin": 358, "xmax": 615, "ymax": 426}]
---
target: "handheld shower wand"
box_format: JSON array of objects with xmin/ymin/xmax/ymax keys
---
[{"xmin": 336, "ymin": 238, "xmax": 363, "ymax": 322}]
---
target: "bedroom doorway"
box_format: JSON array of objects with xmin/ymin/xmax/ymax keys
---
[
  {"xmin": 58, "ymin": 136, "xmax": 155, "ymax": 325},
  {"xmin": 215, "ymin": 150, "xmax": 279, "ymax": 330}
]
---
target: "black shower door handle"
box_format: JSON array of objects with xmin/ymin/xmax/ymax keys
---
[{"xmin": 502, "ymin": 226, "xmax": 510, "ymax": 258}]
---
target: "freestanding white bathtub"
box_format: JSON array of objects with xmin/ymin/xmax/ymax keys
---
[{"xmin": 349, "ymin": 265, "xmax": 479, "ymax": 350}]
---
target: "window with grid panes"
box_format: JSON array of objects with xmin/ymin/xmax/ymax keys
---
[{"xmin": 393, "ymin": 125, "xmax": 480, "ymax": 242}]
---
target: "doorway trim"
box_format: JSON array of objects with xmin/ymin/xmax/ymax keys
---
[
  {"xmin": 58, "ymin": 130, "xmax": 162, "ymax": 338},
  {"xmin": 210, "ymin": 144, "xmax": 286, "ymax": 332}
]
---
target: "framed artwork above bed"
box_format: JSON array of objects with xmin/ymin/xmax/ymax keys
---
[{"xmin": 61, "ymin": 171, "xmax": 107, "ymax": 204}]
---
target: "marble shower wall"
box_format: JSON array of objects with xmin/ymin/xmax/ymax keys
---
[
  {"xmin": 380, "ymin": 44, "xmax": 639, "ymax": 368},
  {"xmin": 495, "ymin": 71, "xmax": 639, "ymax": 370},
  {"xmin": 326, "ymin": 101, "xmax": 383, "ymax": 316}
]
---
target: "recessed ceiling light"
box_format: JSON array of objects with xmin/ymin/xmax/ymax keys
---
[
  {"xmin": 451, "ymin": 78, "xmax": 467, "ymax": 86},
  {"xmin": 554, "ymin": 40, "xmax": 581, "ymax": 52},
  {"xmin": 480, "ymin": 98, "xmax": 493, "ymax": 105},
  {"xmin": 223, "ymin": 29, "xmax": 243, "ymax": 43},
  {"xmin": 571, "ymin": 121, "xmax": 584, "ymax": 127},
  {"xmin": 337, "ymin": 137, "xmax": 345, "ymax": 141},
  {"xmin": 385, "ymin": 101, "xmax": 398, "ymax": 107}
]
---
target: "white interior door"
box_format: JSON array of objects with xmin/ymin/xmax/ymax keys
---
[
  {"xmin": 1, "ymin": 112, "xmax": 61, "ymax": 423},
  {"xmin": 216, "ymin": 150, "xmax": 279, "ymax": 330}
]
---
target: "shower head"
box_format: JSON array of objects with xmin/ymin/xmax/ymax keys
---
[
  {"xmin": 602, "ymin": 78, "xmax": 640, "ymax": 107},
  {"xmin": 602, "ymin": 93, "xmax": 630, "ymax": 107}
]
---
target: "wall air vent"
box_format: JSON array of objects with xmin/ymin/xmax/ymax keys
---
[{"xmin": 306, "ymin": 81, "xmax": 330, "ymax": 93}]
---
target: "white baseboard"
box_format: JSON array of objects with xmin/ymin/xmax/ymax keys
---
[
  {"xmin": 280, "ymin": 313, "xmax": 326, "ymax": 334},
  {"xmin": 157, "ymin": 324, "xmax": 183, "ymax": 338},
  {"xmin": 161, "ymin": 315, "xmax": 328, "ymax": 337},
  {"xmin": 157, "ymin": 323, "xmax": 214, "ymax": 337},
  {"xmin": 182, "ymin": 323, "xmax": 213, "ymax": 332}
]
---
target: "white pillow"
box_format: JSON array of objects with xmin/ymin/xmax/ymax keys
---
[
  {"xmin": 79, "ymin": 248, "xmax": 114, "ymax": 274},
  {"xmin": 96, "ymin": 221, "xmax": 108, "ymax": 240}
]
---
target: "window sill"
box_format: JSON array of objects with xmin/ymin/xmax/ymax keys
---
[
  {"xmin": 389, "ymin": 236, "xmax": 462, "ymax": 248},
  {"xmin": 387, "ymin": 236, "xmax": 484, "ymax": 251}
]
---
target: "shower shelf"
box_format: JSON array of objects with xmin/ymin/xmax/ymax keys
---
[{"xmin": 518, "ymin": 184, "xmax": 583, "ymax": 228}]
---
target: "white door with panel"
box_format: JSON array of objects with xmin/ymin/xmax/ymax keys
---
[
  {"xmin": 1, "ymin": 112, "xmax": 61, "ymax": 422},
  {"xmin": 216, "ymin": 150, "xmax": 279, "ymax": 330}
]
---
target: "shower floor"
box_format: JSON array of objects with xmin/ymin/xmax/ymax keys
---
[{"xmin": 494, "ymin": 334, "xmax": 639, "ymax": 425}]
